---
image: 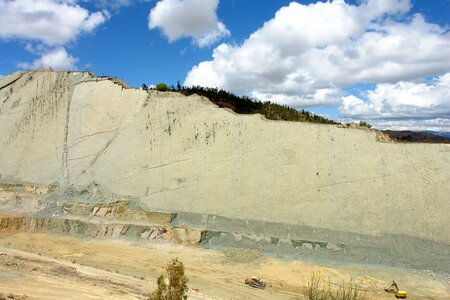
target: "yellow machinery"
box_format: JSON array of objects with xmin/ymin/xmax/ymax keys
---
[
  {"xmin": 395, "ymin": 290, "xmax": 407, "ymax": 298},
  {"xmin": 385, "ymin": 281, "xmax": 407, "ymax": 298}
]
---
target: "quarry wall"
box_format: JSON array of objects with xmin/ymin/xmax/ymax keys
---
[{"xmin": 1, "ymin": 70, "xmax": 449, "ymax": 271}]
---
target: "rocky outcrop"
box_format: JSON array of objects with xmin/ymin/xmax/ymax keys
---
[
  {"xmin": 1, "ymin": 69, "xmax": 449, "ymax": 271},
  {"xmin": 0, "ymin": 212, "xmax": 201, "ymax": 244}
]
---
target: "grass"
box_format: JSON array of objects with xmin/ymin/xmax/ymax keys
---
[{"xmin": 305, "ymin": 272, "xmax": 367, "ymax": 300}]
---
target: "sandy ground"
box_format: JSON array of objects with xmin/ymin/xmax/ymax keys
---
[{"xmin": 0, "ymin": 232, "xmax": 448, "ymax": 300}]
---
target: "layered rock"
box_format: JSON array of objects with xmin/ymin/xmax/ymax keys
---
[{"xmin": 1, "ymin": 69, "xmax": 449, "ymax": 271}]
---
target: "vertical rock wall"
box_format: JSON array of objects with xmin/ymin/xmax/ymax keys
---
[
  {"xmin": 0, "ymin": 70, "xmax": 449, "ymax": 270},
  {"xmin": 88, "ymin": 92, "xmax": 449, "ymax": 245},
  {"xmin": 0, "ymin": 70, "xmax": 70, "ymax": 184},
  {"xmin": 67, "ymin": 79, "xmax": 148, "ymax": 183}
]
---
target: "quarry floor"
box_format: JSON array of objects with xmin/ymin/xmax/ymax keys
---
[{"xmin": 0, "ymin": 233, "xmax": 449, "ymax": 300}]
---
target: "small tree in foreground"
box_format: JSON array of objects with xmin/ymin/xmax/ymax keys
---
[{"xmin": 149, "ymin": 258, "xmax": 189, "ymax": 300}]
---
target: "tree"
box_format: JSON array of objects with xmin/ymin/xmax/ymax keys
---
[
  {"xmin": 149, "ymin": 258, "xmax": 189, "ymax": 300},
  {"xmin": 156, "ymin": 82, "xmax": 169, "ymax": 92}
]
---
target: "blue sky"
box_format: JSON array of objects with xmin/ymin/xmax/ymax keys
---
[{"xmin": 0, "ymin": 0, "xmax": 449, "ymax": 131}]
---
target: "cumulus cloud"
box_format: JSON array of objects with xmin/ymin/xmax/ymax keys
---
[
  {"xmin": 148, "ymin": 0, "xmax": 230, "ymax": 47},
  {"xmin": 252, "ymin": 88, "xmax": 344, "ymax": 108},
  {"xmin": 0, "ymin": 0, "xmax": 108, "ymax": 72},
  {"xmin": 340, "ymin": 73, "xmax": 450, "ymax": 131},
  {"xmin": 17, "ymin": 47, "xmax": 78, "ymax": 71},
  {"xmin": 0, "ymin": 0, "xmax": 107, "ymax": 45},
  {"xmin": 184, "ymin": 0, "xmax": 450, "ymax": 111}
]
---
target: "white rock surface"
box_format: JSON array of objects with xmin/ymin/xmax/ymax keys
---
[{"xmin": 0, "ymin": 70, "xmax": 449, "ymax": 245}]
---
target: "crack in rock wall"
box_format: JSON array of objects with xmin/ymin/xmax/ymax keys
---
[
  {"xmin": 0, "ymin": 70, "xmax": 449, "ymax": 271},
  {"xmin": 67, "ymin": 79, "xmax": 148, "ymax": 184}
]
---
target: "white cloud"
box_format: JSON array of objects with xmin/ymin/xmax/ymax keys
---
[
  {"xmin": 339, "ymin": 73, "xmax": 450, "ymax": 131},
  {"xmin": 252, "ymin": 88, "xmax": 344, "ymax": 108},
  {"xmin": 0, "ymin": 0, "xmax": 107, "ymax": 45},
  {"xmin": 94, "ymin": 0, "xmax": 133, "ymax": 10},
  {"xmin": 0, "ymin": 0, "xmax": 108, "ymax": 72},
  {"xmin": 148, "ymin": 0, "xmax": 229, "ymax": 47},
  {"xmin": 184, "ymin": 0, "xmax": 450, "ymax": 110},
  {"xmin": 17, "ymin": 47, "xmax": 78, "ymax": 71}
]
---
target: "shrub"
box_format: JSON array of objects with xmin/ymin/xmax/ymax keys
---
[
  {"xmin": 149, "ymin": 258, "xmax": 189, "ymax": 300},
  {"xmin": 359, "ymin": 121, "xmax": 372, "ymax": 128},
  {"xmin": 156, "ymin": 82, "xmax": 169, "ymax": 92},
  {"xmin": 305, "ymin": 271, "xmax": 367, "ymax": 300}
]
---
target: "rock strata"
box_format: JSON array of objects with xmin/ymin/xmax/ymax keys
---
[{"xmin": 1, "ymin": 69, "xmax": 449, "ymax": 272}]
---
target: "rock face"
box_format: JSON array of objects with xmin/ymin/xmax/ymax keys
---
[{"xmin": 1, "ymin": 69, "xmax": 449, "ymax": 271}]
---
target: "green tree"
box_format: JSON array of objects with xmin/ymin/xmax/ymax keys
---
[
  {"xmin": 149, "ymin": 258, "xmax": 189, "ymax": 300},
  {"xmin": 156, "ymin": 82, "xmax": 169, "ymax": 92}
]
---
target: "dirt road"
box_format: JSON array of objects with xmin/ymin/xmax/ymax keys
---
[{"xmin": 0, "ymin": 232, "xmax": 448, "ymax": 299}]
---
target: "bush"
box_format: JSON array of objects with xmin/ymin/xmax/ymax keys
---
[
  {"xmin": 156, "ymin": 82, "xmax": 169, "ymax": 92},
  {"xmin": 305, "ymin": 271, "xmax": 367, "ymax": 300},
  {"xmin": 359, "ymin": 121, "xmax": 372, "ymax": 128},
  {"xmin": 149, "ymin": 258, "xmax": 189, "ymax": 300}
]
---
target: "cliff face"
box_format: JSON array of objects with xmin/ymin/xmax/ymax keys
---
[
  {"xmin": 1, "ymin": 70, "xmax": 449, "ymax": 270},
  {"xmin": 0, "ymin": 71, "xmax": 69, "ymax": 184}
]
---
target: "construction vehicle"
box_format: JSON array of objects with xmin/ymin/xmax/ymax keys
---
[
  {"xmin": 384, "ymin": 281, "xmax": 407, "ymax": 298},
  {"xmin": 245, "ymin": 276, "xmax": 266, "ymax": 289}
]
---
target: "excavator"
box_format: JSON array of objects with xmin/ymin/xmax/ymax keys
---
[{"xmin": 385, "ymin": 281, "xmax": 407, "ymax": 298}]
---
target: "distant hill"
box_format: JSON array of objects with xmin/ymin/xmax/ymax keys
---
[
  {"xmin": 383, "ymin": 130, "xmax": 450, "ymax": 144},
  {"xmin": 423, "ymin": 131, "xmax": 450, "ymax": 139}
]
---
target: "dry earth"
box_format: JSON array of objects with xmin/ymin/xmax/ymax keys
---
[{"xmin": 0, "ymin": 232, "xmax": 448, "ymax": 300}]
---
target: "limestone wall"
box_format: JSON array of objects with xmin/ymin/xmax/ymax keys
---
[
  {"xmin": 1, "ymin": 70, "xmax": 449, "ymax": 257},
  {"xmin": 89, "ymin": 90, "xmax": 449, "ymax": 245},
  {"xmin": 0, "ymin": 70, "xmax": 69, "ymax": 184},
  {"xmin": 67, "ymin": 79, "xmax": 148, "ymax": 183}
]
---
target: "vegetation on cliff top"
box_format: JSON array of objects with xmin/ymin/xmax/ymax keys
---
[
  {"xmin": 163, "ymin": 84, "xmax": 450, "ymax": 143},
  {"xmin": 176, "ymin": 85, "xmax": 339, "ymax": 124},
  {"xmin": 141, "ymin": 79, "xmax": 448, "ymax": 144}
]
